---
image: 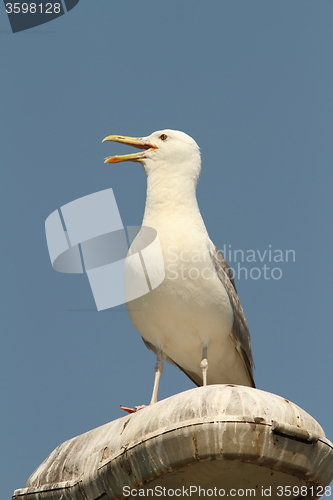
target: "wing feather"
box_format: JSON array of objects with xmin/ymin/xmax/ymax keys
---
[{"xmin": 208, "ymin": 241, "xmax": 255, "ymax": 387}]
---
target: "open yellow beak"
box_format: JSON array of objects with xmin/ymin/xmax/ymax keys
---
[{"xmin": 102, "ymin": 135, "xmax": 157, "ymax": 163}]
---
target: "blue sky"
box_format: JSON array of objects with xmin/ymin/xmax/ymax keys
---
[{"xmin": 1, "ymin": 1, "xmax": 333, "ymax": 497}]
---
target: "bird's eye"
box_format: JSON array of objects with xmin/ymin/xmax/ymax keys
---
[{"xmin": 159, "ymin": 134, "xmax": 168, "ymax": 141}]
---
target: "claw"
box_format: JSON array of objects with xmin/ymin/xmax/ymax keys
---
[{"xmin": 120, "ymin": 405, "xmax": 148, "ymax": 413}]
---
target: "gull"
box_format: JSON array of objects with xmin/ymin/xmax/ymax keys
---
[{"xmin": 102, "ymin": 130, "xmax": 255, "ymax": 410}]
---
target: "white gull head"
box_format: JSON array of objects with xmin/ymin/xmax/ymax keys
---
[{"xmin": 103, "ymin": 129, "xmax": 201, "ymax": 185}]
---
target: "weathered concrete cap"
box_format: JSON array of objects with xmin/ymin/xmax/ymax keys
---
[{"xmin": 12, "ymin": 385, "xmax": 333, "ymax": 500}]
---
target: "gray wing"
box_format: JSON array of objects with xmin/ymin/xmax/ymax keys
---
[{"xmin": 208, "ymin": 240, "xmax": 255, "ymax": 388}]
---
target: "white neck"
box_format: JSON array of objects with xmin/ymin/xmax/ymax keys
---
[{"xmin": 142, "ymin": 159, "xmax": 201, "ymax": 226}]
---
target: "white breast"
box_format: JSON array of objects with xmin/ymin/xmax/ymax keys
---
[{"xmin": 125, "ymin": 220, "xmax": 249, "ymax": 386}]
